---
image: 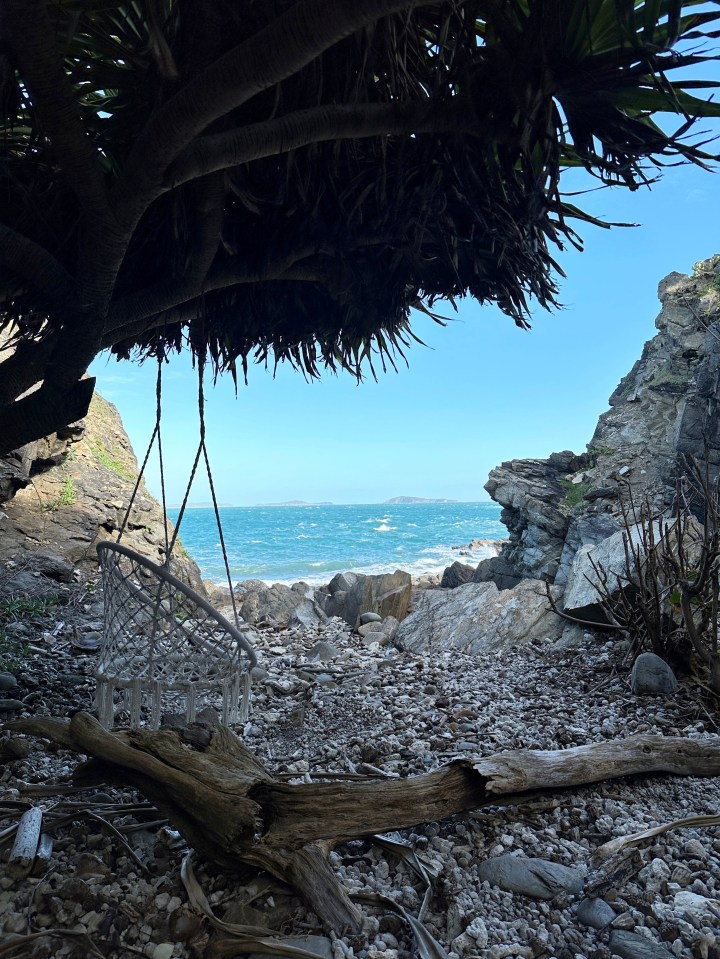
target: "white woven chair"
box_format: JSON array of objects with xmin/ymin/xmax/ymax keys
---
[{"xmin": 95, "ymin": 541, "xmax": 256, "ymax": 729}]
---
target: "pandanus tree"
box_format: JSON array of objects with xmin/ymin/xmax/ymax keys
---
[{"xmin": 1, "ymin": 0, "xmax": 719, "ymax": 455}]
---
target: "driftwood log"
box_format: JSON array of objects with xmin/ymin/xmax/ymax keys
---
[{"xmin": 10, "ymin": 713, "xmax": 720, "ymax": 932}]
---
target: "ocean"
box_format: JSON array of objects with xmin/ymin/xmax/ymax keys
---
[{"xmin": 168, "ymin": 501, "xmax": 505, "ymax": 586}]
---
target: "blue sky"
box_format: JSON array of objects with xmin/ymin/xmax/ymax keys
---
[{"xmin": 91, "ymin": 101, "xmax": 720, "ymax": 507}]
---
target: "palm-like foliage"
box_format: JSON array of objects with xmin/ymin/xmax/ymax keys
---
[{"xmin": 0, "ymin": 0, "xmax": 719, "ymax": 452}]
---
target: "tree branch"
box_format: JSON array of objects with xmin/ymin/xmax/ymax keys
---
[
  {"xmin": 103, "ymin": 243, "xmax": 330, "ymax": 339},
  {"xmin": 111, "ymin": 0, "xmax": 437, "ymax": 218},
  {"xmin": 103, "ymin": 226, "xmax": 408, "ymax": 347},
  {"xmin": 3, "ymin": 0, "xmax": 109, "ymax": 219},
  {"xmin": 0, "ymin": 223, "xmax": 78, "ymax": 314},
  {"xmin": 167, "ymin": 99, "xmax": 465, "ymax": 187},
  {"xmin": 10, "ymin": 713, "xmax": 720, "ymax": 933}
]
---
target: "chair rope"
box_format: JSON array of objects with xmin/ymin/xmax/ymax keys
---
[{"xmin": 97, "ymin": 352, "xmax": 254, "ymax": 728}]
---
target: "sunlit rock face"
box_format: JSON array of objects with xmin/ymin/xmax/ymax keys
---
[
  {"xmin": 0, "ymin": 388, "xmax": 203, "ymax": 590},
  {"xmin": 476, "ymin": 254, "xmax": 720, "ymax": 593}
]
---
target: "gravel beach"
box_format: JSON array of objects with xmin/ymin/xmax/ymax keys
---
[{"xmin": 1, "ymin": 567, "xmax": 719, "ymax": 959}]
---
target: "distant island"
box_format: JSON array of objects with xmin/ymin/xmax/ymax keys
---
[
  {"xmin": 167, "ymin": 501, "xmax": 235, "ymax": 509},
  {"xmin": 384, "ymin": 496, "xmax": 459, "ymax": 504},
  {"xmin": 255, "ymin": 500, "xmax": 335, "ymax": 507}
]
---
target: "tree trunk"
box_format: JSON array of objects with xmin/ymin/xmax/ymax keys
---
[{"xmin": 11, "ymin": 713, "xmax": 720, "ymax": 933}]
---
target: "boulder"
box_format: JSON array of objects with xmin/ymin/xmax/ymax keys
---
[
  {"xmin": 395, "ymin": 579, "xmax": 564, "ymax": 654},
  {"xmin": 306, "ymin": 640, "xmax": 342, "ymax": 662},
  {"xmin": 576, "ymin": 897, "xmax": 615, "ymax": 929},
  {"xmin": 476, "ymin": 855, "xmax": 584, "ymax": 900},
  {"xmin": 326, "ymin": 570, "xmax": 412, "ymax": 629},
  {"xmin": 234, "ymin": 579, "xmax": 268, "ymax": 594},
  {"xmin": 562, "ymin": 524, "xmax": 648, "ymax": 621},
  {"xmin": 32, "ymin": 552, "xmax": 76, "ymax": 583},
  {"xmin": 327, "ymin": 572, "xmax": 359, "ymax": 595},
  {"xmin": 380, "ymin": 615, "xmax": 399, "ymax": 641},
  {"xmin": 440, "ymin": 561, "xmax": 476, "ymax": 589},
  {"xmin": 630, "ymin": 652, "xmax": 678, "ymax": 695},
  {"xmin": 360, "ymin": 612, "xmax": 382, "ymax": 624},
  {"xmin": 321, "ymin": 590, "xmax": 344, "ymax": 618},
  {"xmin": 291, "ymin": 581, "xmax": 312, "ymax": 597},
  {"xmin": 609, "ymin": 930, "xmax": 674, "ymax": 959},
  {"xmin": 286, "ymin": 598, "xmax": 328, "ymax": 630},
  {"xmin": 238, "ymin": 583, "xmax": 303, "ymax": 626}
]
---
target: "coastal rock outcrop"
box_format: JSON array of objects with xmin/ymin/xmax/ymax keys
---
[
  {"xmin": 395, "ymin": 579, "xmax": 565, "ymax": 654},
  {"xmin": 473, "ymin": 451, "xmax": 586, "ymax": 588},
  {"xmin": 319, "ymin": 569, "xmax": 412, "ymax": 629},
  {"xmin": 235, "ymin": 581, "xmax": 329, "ymax": 628},
  {"xmin": 0, "ymin": 391, "xmax": 203, "ymax": 589},
  {"xmin": 477, "ymin": 254, "xmax": 720, "ymax": 604}
]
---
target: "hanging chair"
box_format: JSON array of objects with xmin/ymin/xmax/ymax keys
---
[{"xmin": 94, "ymin": 354, "xmax": 256, "ymax": 729}]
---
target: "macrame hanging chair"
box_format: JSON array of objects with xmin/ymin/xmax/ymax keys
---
[{"xmin": 95, "ymin": 355, "xmax": 256, "ymax": 729}]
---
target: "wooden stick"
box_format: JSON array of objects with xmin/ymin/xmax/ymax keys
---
[
  {"xmin": 7, "ymin": 807, "xmax": 42, "ymax": 879},
  {"xmin": 8, "ymin": 714, "xmax": 720, "ymax": 932}
]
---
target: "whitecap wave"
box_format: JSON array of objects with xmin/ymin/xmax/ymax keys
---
[{"xmin": 374, "ymin": 523, "xmax": 397, "ymax": 532}]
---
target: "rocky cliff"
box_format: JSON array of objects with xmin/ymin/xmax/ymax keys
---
[
  {"xmin": 0, "ymin": 391, "xmax": 203, "ymax": 589},
  {"xmin": 477, "ymin": 253, "xmax": 720, "ymax": 594}
]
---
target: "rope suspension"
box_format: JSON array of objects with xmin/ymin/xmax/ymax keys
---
[{"xmin": 95, "ymin": 352, "xmax": 255, "ymax": 728}]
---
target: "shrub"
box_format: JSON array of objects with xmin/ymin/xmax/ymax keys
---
[
  {"xmin": 560, "ymin": 478, "xmax": 588, "ymax": 510},
  {"xmin": 589, "ymin": 461, "xmax": 720, "ymax": 693}
]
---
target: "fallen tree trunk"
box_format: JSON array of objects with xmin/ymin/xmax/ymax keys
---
[{"xmin": 9, "ymin": 713, "xmax": 720, "ymax": 933}]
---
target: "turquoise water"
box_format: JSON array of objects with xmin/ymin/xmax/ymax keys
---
[{"xmin": 168, "ymin": 502, "xmax": 505, "ymax": 586}]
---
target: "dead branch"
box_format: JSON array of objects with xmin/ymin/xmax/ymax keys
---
[{"xmin": 8, "ymin": 713, "xmax": 720, "ymax": 933}]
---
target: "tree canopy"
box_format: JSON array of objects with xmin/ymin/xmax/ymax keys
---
[{"xmin": 1, "ymin": 0, "xmax": 719, "ymax": 455}]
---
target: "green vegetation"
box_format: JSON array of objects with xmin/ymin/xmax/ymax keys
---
[
  {"xmin": 92, "ymin": 440, "xmax": 133, "ymax": 479},
  {"xmin": 647, "ymin": 371, "xmax": 689, "ymax": 389},
  {"xmin": 560, "ymin": 478, "xmax": 589, "ymax": 510},
  {"xmin": 692, "ymin": 255, "xmax": 720, "ymax": 278},
  {"xmin": 44, "ymin": 475, "xmax": 77, "ymax": 511},
  {"xmin": 0, "ymin": 627, "xmax": 27, "ymax": 673},
  {"xmin": 2, "ymin": 2, "xmax": 720, "ymax": 454},
  {"xmin": 587, "ymin": 446, "xmax": 615, "ymax": 467},
  {"xmin": 691, "ymin": 257, "xmax": 720, "ymax": 293},
  {"xmin": 0, "ymin": 596, "xmax": 63, "ymax": 671},
  {"xmin": 1, "ymin": 597, "xmax": 63, "ymax": 620}
]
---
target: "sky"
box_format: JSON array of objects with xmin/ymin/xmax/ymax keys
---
[{"xmin": 90, "ymin": 83, "xmax": 720, "ymax": 507}]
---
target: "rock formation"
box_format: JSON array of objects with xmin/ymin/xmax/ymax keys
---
[
  {"xmin": 0, "ymin": 390, "xmax": 203, "ymax": 590},
  {"xmin": 475, "ymin": 254, "xmax": 720, "ymax": 607},
  {"xmin": 395, "ymin": 578, "xmax": 570, "ymax": 654}
]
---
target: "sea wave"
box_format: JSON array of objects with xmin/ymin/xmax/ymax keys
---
[{"xmin": 170, "ymin": 501, "xmax": 504, "ymax": 586}]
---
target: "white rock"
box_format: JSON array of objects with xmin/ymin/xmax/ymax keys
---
[{"xmin": 465, "ymin": 916, "xmax": 489, "ymax": 947}]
